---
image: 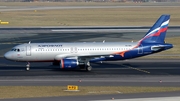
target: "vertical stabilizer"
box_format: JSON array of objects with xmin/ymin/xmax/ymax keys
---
[{"xmin": 139, "ymin": 15, "xmax": 170, "ymax": 44}]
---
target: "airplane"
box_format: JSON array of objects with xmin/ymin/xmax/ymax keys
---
[{"xmin": 4, "ymin": 15, "xmax": 173, "ymax": 71}]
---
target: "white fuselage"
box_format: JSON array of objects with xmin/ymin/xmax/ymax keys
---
[{"xmin": 4, "ymin": 42, "xmax": 138, "ymax": 62}]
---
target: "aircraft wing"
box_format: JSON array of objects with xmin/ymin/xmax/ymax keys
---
[{"xmin": 54, "ymin": 53, "xmax": 113, "ymax": 62}]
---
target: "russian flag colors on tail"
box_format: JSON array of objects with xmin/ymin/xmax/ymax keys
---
[
  {"xmin": 139, "ymin": 15, "xmax": 170, "ymax": 44},
  {"xmin": 116, "ymin": 15, "xmax": 172, "ymax": 58}
]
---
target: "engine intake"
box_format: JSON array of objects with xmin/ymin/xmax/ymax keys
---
[{"xmin": 60, "ymin": 59, "xmax": 79, "ymax": 69}]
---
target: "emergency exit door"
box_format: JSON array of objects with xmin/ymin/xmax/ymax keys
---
[{"xmin": 70, "ymin": 47, "xmax": 78, "ymax": 53}]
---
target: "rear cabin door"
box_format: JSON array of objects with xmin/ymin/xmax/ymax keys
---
[{"xmin": 138, "ymin": 44, "xmax": 143, "ymax": 54}]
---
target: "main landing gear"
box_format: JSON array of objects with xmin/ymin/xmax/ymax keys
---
[
  {"xmin": 86, "ymin": 66, "xmax": 92, "ymax": 72},
  {"xmin": 79, "ymin": 61, "xmax": 92, "ymax": 72},
  {"xmin": 85, "ymin": 61, "xmax": 92, "ymax": 72},
  {"xmin": 26, "ymin": 62, "xmax": 30, "ymax": 71},
  {"xmin": 80, "ymin": 65, "xmax": 92, "ymax": 72}
]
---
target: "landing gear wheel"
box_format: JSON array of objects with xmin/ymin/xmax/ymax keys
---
[
  {"xmin": 26, "ymin": 62, "xmax": 30, "ymax": 71},
  {"xmin": 26, "ymin": 67, "xmax": 30, "ymax": 71},
  {"xmin": 86, "ymin": 66, "xmax": 92, "ymax": 72}
]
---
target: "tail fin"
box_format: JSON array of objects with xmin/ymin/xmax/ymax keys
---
[{"xmin": 139, "ymin": 15, "xmax": 170, "ymax": 44}]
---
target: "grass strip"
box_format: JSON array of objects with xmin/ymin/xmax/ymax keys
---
[
  {"xmin": 0, "ymin": 7, "xmax": 180, "ymax": 26},
  {"xmin": 0, "ymin": 86, "xmax": 180, "ymax": 99},
  {"xmin": 0, "ymin": 2, "xmax": 179, "ymax": 6}
]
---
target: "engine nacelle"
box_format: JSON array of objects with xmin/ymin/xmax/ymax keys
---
[{"xmin": 60, "ymin": 59, "xmax": 79, "ymax": 69}]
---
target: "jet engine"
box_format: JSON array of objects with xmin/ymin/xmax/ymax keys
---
[{"xmin": 60, "ymin": 59, "xmax": 79, "ymax": 69}]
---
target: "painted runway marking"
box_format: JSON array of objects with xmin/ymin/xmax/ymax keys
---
[
  {"xmin": 1, "ymin": 35, "xmax": 65, "ymax": 44},
  {"xmin": 121, "ymin": 64, "xmax": 150, "ymax": 74},
  {"xmin": 51, "ymin": 29, "xmax": 148, "ymax": 32},
  {"xmin": 0, "ymin": 64, "xmax": 22, "ymax": 66},
  {"xmin": 88, "ymin": 91, "xmax": 122, "ymax": 94}
]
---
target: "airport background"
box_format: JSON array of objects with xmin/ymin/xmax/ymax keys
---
[{"xmin": 0, "ymin": 0, "xmax": 180, "ymax": 3}]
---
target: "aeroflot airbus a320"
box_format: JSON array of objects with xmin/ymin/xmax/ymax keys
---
[{"xmin": 4, "ymin": 15, "xmax": 173, "ymax": 71}]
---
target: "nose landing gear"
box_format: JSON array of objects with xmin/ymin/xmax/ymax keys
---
[{"xmin": 26, "ymin": 62, "xmax": 30, "ymax": 71}]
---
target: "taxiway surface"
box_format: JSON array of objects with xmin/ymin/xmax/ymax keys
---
[{"xmin": 1, "ymin": 58, "xmax": 180, "ymax": 86}]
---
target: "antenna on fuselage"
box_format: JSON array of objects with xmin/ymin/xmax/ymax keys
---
[
  {"xmin": 28, "ymin": 41, "xmax": 31, "ymax": 44},
  {"xmin": 103, "ymin": 40, "xmax": 105, "ymax": 43}
]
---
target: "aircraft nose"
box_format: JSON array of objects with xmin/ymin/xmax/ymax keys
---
[{"xmin": 4, "ymin": 52, "xmax": 11, "ymax": 60}]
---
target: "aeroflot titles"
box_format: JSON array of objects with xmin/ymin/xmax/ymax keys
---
[
  {"xmin": 38, "ymin": 45, "xmax": 63, "ymax": 47},
  {"xmin": 38, "ymin": 44, "xmax": 132, "ymax": 47}
]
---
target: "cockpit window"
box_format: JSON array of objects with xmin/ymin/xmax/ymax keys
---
[
  {"xmin": 11, "ymin": 48, "xmax": 20, "ymax": 52},
  {"xmin": 11, "ymin": 48, "xmax": 16, "ymax": 51}
]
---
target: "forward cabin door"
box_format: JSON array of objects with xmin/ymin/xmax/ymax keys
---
[{"xmin": 26, "ymin": 46, "xmax": 31, "ymax": 56}]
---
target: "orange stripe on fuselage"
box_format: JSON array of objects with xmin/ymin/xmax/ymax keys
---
[
  {"xmin": 61, "ymin": 59, "xmax": 64, "ymax": 68},
  {"xmin": 114, "ymin": 50, "xmax": 131, "ymax": 57},
  {"xmin": 113, "ymin": 44, "xmax": 140, "ymax": 57}
]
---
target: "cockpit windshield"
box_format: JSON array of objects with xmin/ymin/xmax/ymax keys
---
[{"xmin": 11, "ymin": 48, "xmax": 20, "ymax": 52}]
